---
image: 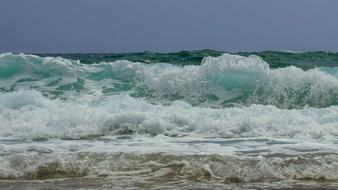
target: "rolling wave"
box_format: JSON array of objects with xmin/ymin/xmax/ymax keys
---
[{"xmin": 1, "ymin": 53, "xmax": 338, "ymax": 108}]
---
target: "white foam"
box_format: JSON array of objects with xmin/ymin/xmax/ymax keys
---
[{"xmin": 0, "ymin": 90, "xmax": 338, "ymax": 140}]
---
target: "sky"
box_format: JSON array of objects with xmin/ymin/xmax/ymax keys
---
[{"xmin": 1, "ymin": 0, "xmax": 338, "ymax": 53}]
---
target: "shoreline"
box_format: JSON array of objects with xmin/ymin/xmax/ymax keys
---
[{"xmin": 1, "ymin": 178, "xmax": 338, "ymax": 190}]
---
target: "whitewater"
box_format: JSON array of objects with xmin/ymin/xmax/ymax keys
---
[{"xmin": 1, "ymin": 52, "xmax": 338, "ymax": 189}]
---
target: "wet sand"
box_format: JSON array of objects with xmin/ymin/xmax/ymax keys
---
[{"xmin": 1, "ymin": 178, "xmax": 338, "ymax": 190}]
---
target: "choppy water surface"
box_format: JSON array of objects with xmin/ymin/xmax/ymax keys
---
[{"xmin": 1, "ymin": 51, "xmax": 338, "ymax": 189}]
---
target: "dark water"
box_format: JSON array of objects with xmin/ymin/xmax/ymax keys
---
[{"xmin": 37, "ymin": 50, "xmax": 338, "ymax": 69}]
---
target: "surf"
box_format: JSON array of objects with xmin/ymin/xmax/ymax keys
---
[{"xmin": 1, "ymin": 53, "xmax": 338, "ymax": 108}]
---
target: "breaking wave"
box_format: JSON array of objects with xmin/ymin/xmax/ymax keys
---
[
  {"xmin": 1, "ymin": 53, "xmax": 338, "ymax": 108},
  {"xmin": 1, "ymin": 90, "xmax": 338, "ymax": 140}
]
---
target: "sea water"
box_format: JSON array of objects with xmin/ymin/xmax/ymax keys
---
[{"xmin": 1, "ymin": 51, "xmax": 338, "ymax": 189}]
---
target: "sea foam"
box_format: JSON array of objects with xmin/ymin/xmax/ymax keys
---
[{"xmin": 0, "ymin": 90, "xmax": 338, "ymax": 140}]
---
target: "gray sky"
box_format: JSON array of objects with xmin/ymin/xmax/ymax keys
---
[{"xmin": 1, "ymin": 0, "xmax": 338, "ymax": 53}]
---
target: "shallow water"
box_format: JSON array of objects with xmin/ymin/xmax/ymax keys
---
[{"xmin": 1, "ymin": 178, "xmax": 338, "ymax": 190}]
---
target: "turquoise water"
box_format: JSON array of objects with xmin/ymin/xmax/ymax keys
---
[
  {"xmin": 1, "ymin": 51, "xmax": 338, "ymax": 187},
  {"xmin": 1, "ymin": 52, "xmax": 338, "ymax": 108}
]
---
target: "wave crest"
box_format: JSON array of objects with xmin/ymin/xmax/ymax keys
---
[{"xmin": 1, "ymin": 53, "xmax": 338, "ymax": 108}]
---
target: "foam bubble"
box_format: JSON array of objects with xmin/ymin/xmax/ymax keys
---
[{"xmin": 1, "ymin": 90, "xmax": 338, "ymax": 140}]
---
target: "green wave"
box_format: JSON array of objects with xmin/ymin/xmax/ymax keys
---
[
  {"xmin": 36, "ymin": 50, "xmax": 338, "ymax": 69},
  {"xmin": 1, "ymin": 53, "xmax": 338, "ymax": 109}
]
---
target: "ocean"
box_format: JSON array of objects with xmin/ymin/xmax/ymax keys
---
[{"xmin": 1, "ymin": 50, "xmax": 338, "ymax": 189}]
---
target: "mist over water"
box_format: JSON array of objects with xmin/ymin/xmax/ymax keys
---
[{"xmin": 1, "ymin": 51, "xmax": 338, "ymax": 187}]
